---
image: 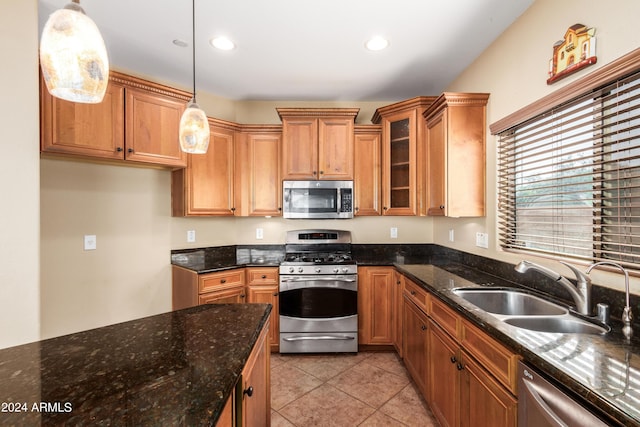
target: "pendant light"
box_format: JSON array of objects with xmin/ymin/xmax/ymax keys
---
[
  {"xmin": 179, "ymin": 0, "xmax": 210, "ymax": 154},
  {"xmin": 39, "ymin": 0, "xmax": 109, "ymax": 104}
]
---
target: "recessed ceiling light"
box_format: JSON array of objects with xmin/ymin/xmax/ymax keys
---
[
  {"xmin": 365, "ymin": 36, "xmax": 389, "ymax": 51},
  {"xmin": 210, "ymin": 36, "xmax": 235, "ymax": 51}
]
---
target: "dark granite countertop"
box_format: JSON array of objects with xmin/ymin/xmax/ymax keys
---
[
  {"xmin": 396, "ymin": 263, "xmax": 640, "ymax": 427},
  {"xmin": 0, "ymin": 303, "xmax": 271, "ymax": 426}
]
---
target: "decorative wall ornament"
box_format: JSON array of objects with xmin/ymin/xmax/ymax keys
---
[{"xmin": 547, "ymin": 23, "xmax": 597, "ymax": 84}]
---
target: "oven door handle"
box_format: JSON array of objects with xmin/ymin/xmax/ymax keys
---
[
  {"xmin": 280, "ymin": 277, "xmax": 356, "ymax": 282},
  {"xmin": 282, "ymin": 335, "xmax": 356, "ymax": 342}
]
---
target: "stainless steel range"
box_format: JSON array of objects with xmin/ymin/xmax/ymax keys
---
[{"xmin": 279, "ymin": 229, "xmax": 358, "ymax": 353}]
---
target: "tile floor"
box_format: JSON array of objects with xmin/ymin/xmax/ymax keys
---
[{"xmin": 270, "ymin": 351, "xmax": 440, "ymax": 427}]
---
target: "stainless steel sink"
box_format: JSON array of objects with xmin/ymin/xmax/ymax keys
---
[
  {"xmin": 504, "ymin": 316, "xmax": 609, "ymax": 335},
  {"xmin": 452, "ymin": 288, "xmax": 568, "ymax": 316},
  {"xmin": 451, "ymin": 287, "xmax": 609, "ymax": 335}
]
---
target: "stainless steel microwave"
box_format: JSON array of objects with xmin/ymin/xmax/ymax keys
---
[{"xmin": 283, "ymin": 180, "xmax": 353, "ymax": 219}]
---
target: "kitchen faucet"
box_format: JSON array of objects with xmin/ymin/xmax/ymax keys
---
[
  {"xmin": 514, "ymin": 260, "xmax": 592, "ymax": 315},
  {"xmin": 586, "ymin": 261, "xmax": 633, "ymax": 340}
]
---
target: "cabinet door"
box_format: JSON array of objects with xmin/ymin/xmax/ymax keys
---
[
  {"xmin": 402, "ymin": 297, "xmax": 429, "ymax": 397},
  {"xmin": 354, "ymin": 127, "xmax": 382, "ymax": 216},
  {"xmin": 175, "ymin": 122, "xmax": 235, "ymax": 216},
  {"xmin": 40, "ymin": 76, "xmax": 125, "ymax": 159},
  {"xmin": 428, "ymin": 322, "xmax": 460, "ymax": 427},
  {"xmin": 282, "ymin": 118, "xmax": 318, "ymax": 179},
  {"xmin": 318, "ymin": 117, "xmax": 354, "ymax": 179},
  {"xmin": 241, "ymin": 321, "xmax": 270, "ymax": 427},
  {"xmin": 235, "ymin": 131, "xmax": 282, "ymax": 216},
  {"xmin": 460, "ymin": 353, "xmax": 517, "ymax": 427},
  {"xmin": 382, "ymin": 110, "xmax": 417, "ymax": 215},
  {"xmin": 358, "ymin": 267, "xmax": 394, "ymax": 345},
  {"xmin": 426, "ymin": 109, "xmax": 446, "ymax": 216},
  {"xmin": 124, "ymin": 86, "xmax": 186, "ymax": 167}
]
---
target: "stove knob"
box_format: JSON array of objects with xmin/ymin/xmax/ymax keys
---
[
  {"xmin": 342, "ymin": 267, "xmax": 350, "ymax": 274},
  {"xmin": 298, "ymin": 267, "xmax": 304, "ymax": 273},
  {"xmin": 315, "ymin": 267, "xmax": 322, "ymax": 273},
  {"xmin": 288, "ymin": 267, "xmax": 295, "ymax": 273},
  {"xmin": 333, "ymin": 268, "xmax": 340, "ymax": 274}
]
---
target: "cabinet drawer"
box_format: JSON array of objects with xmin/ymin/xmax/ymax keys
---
[
  {"xmin": 430, "ymin": 297, "xmax": 460, "ymax": 340},
  {"xmin": 461, "ymin": 319, "xmax": 519, "ymax": 394},
  {"xmin": 199, "ymin": 270, "xmax": 245, "ymax": 294},
  {"xmin": 403, "ymin": 279, "xmax": 430, "ymax": 314},
  {"xmin": 247, "ymin": 268, "xmax": 278, "ymax": 285}
]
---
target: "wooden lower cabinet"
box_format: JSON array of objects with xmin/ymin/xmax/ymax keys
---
[
  {"xmin": 427, "ymin": 309, "xmax": 517, "ymax": 427},
  {"xmin": 172, "ymin": 267, "xmax": 246, "ymax": 310},
  {"xmin": 402, "ymin": 296, "xmax": 429, "ymax": 398},
  {"xmin": 246, "ymin": 267, "xmax": 280, "ymax": 352},
  {"xmin": 215, "ymin": 319, "xmax": 271, "ymax": 427},
  {"xmin": 392, "ymin": 271, "xmax": 404, "ymax": 356},
  {"xmin": 358, "ymin": 266, "xmax": 395, "ymax": 345}
]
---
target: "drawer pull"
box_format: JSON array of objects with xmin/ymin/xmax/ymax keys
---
[
  {"xmin": 273, "ymin": 292, "xmax": 278, "ymax": 296},
  {"xmin": 410, "ymin": 290, "xmax": 416, "ymax": 296},
  {"xmin": 450, "ymin": 356, "xmax": 457, "ymax": 363},
  {"xmin": 243, "ymin": 386, "xmax": 254, "ymax": 397},
  {"xmin": 261, "ymin": 275, "xmax": 267, "ymax": 279},
  {"xmin": 457, "ymin": 363, "xmax": 464, "ymax": 371},
  {"xmin": 421, "ymin": 325, "xmax": 427, "ymax": 331},
  {"xmin": 220, "ymin": 279, "xmax": 226, "ymax": 284}
]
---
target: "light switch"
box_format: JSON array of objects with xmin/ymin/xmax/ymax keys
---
[
  {"xmin": 256, "ymin": 228, "xmax": 264, "ymax": 240},
  {"xmin": 187, "ymin": 230, "xmax": 196, "ymax": 243},
  {"xmin": 390, "ymin": 227, "xmax": 398, "ymax": 239},
  {"xmin": 84, "ymin": 235, "xmax": 96, "ymax": 251},
  {"xmin": 476, "ymin": 232, "xmax": 489, "ymax": 248}
]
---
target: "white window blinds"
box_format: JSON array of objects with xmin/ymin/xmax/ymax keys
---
[{"xmin": 498, "ymin": 70, "xmax": 640, "ymax": 269}]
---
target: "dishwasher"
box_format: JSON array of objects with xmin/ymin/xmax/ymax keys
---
[{"xmin": 518, "ymin": 361, "xmax": 610, "ymax": 426}]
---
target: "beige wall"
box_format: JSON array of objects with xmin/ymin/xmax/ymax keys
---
[
  {"xmin": 441, "ymin": 0, "xmax": 640, "ymax": 293},
  {"xmin": 0, "ymin": 0, "xmax": 40, "ymax": 349},
  {"xmin": 33, "ymin": 0, "xmax": 640, "ymax": 341}
]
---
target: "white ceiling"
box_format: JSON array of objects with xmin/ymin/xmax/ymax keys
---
[{"xmin": 38, "ymin": 0, "xmax": 533, "ymax": 102}]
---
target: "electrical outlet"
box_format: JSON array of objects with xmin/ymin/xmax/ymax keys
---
[
  {"xmin": 84, "ymin": 235, "xmax": 96, "ymax": 251},
  {"xmin": 476, "ymin": 232, "xmax": 489, "ymax": 249},
  {"xmin": 390, "ymin": 227, "xmax": 398, "ymax": 239},
  {"xmin": 187, "ymin": 230, "xmax": 196, "ymax": 243},
  {"xmin": 256, "ymin": 228, "xmax": 264, "ymax": 240},
  {"xmin": 448, "ymin": 229, "xmax": 455, "ymax": 242}
]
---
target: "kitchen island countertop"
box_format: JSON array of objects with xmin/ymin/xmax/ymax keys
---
[{"xmin": 0, "ymin": 303, "xmax": 271, "ymax": 426}]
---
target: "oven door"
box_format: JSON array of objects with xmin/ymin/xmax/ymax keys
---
[{"xmin": 279, "ymin": 275, "xmax": 358, "ymax": 353}]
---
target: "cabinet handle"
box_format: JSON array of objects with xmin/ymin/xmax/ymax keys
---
[
  {"xmin": 439, "ymin": 205, "xmax": 445, "ymax": 210},
  {"xmin": 261, "ymin": 275, "xmax": 267, "ymax": 279},
  {"xmin": 240, "ymin": 294, "xmax": 245, "ymax": 299},
  {"xmin": 421, "ymin": 325, "xmax": 427, "ymax": 331},
  {"xmin": 231, "ymin": 207, "xmax": 236, "ymax": 212},
  {"xmin": 383, "ymin": 206, "xmax": 388, "ymax": 211},
  {"xmin": 319, "ymin": 170, "xmax": 324, "ymax": 175},
  {"xmin": 278, "ymin": 207, "xmax": 282, "ymax": 211},
  {"xmin": 220, "ymin": 279, "xmax": 226, "ymax": 284},
  {"xmin": 410, "ymin": 290, "xmax": 416, "ymax": 296},
  {"xmin": 355, "ymin": 207, "xmax": 359, "ymax": 212},
  {"xmin": 116, "ymin": 147, "xmax": 123, "ymax": 152},
  {"xmin": 273, "ymin": 292, "xmax": 278, "ymax": 296},
  {"xmin": 243, "ymin": 386, "xmax": 254, "ymax": 397},
  {"xmin": 127, "ymin": 148, "xmax": 134, "ymax": 153},
  {"xmin": 450, "ymin": 356, "xmax": 457, "ymax": 363},
  {"xmin": 313, "ymin": 171, "xmax": 317, "ymax": 175},
  {"xmin": 396, "ymin": 280, "xmax": 401, "ymax": 285},
  {"xmin": 457, "ymin": 363, "xmax": 464, "ymax": 371}
]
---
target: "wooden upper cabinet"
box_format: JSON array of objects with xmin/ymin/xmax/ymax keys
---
[
  {"xmin": 40, "ymin": 70, "xmax": 189, "ymax": 168},
  {"xmin": 40, "ymin": 75, "xmax": 125, "ymax": 159},
  {"xmin": 172, "ymin": 118, "xmax": 237, "ymax": 216},
  {"xmin": 124, "ymin": 86, "xmax": 186, "ymax": 167},
  {"xmin": 277, "ymin": 108, "xmax": 359, "ymax": 180},
  {"xmin": 235, "ymin": 125, "xmax": 283, "ymax": 217},
  {"xmin": 372, "ymin": 97, "xmax": 436, "ymax": 215},
  {"xmin": 424, "ymin": 92, "xmax": 489, "ymax": 217},
  {"xmin": 354, "ymin": 125, "xmax": 382, "ymax": 216}
]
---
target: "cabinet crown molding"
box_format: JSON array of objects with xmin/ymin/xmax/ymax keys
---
[
  {"xmin": 371, "ymin": 96, "xmax": 437, "ymax": 124},
  {"xmin": 423, "ymin": 92, "xmax": 490, "ymax": 121},
  {"xmin": 276, "ymin": 107, "xmax": 360, "ymax": 120},
  {"xmin": 109, "ymin": 70, "xmax": 192, "ymax": 101}
]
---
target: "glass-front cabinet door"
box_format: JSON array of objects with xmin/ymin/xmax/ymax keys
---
[{"xmin": 382, "ymin": 109, "xmax": 417, "ymax": 215}]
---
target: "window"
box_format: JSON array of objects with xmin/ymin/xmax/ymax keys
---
[{"xmin": 497, "ymin": 68, "xmax": 640, "ymax": 269}]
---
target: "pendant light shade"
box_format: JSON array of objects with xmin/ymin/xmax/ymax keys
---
[
  {"xmin": 39, "ymin": 1, "xmax": 109, "ymax": 104},
  {"xmin": 179, "ymin": 0, "xmax": 210, "ymax": 154},
  {"xmin": 179, "ymin": 100, "xmax": 210, "ymax": 154}
]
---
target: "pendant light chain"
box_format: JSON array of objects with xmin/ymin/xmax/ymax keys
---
[{"xmin": 191, "ymin": 0, "xmax": 197, "ymax": 102}]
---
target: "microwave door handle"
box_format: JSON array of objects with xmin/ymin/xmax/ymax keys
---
[{"xmin": 337, "ymin": 188, "xmax": 342, "ymax": 213}]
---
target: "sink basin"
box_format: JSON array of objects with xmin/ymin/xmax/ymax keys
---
[
  {"xmin": 452, "ymin": 288, "xmax": 568, "ymax": 316},
  {"xmin": 504, "ymin": 316, "xmax": 609, "ymax": 335}
]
